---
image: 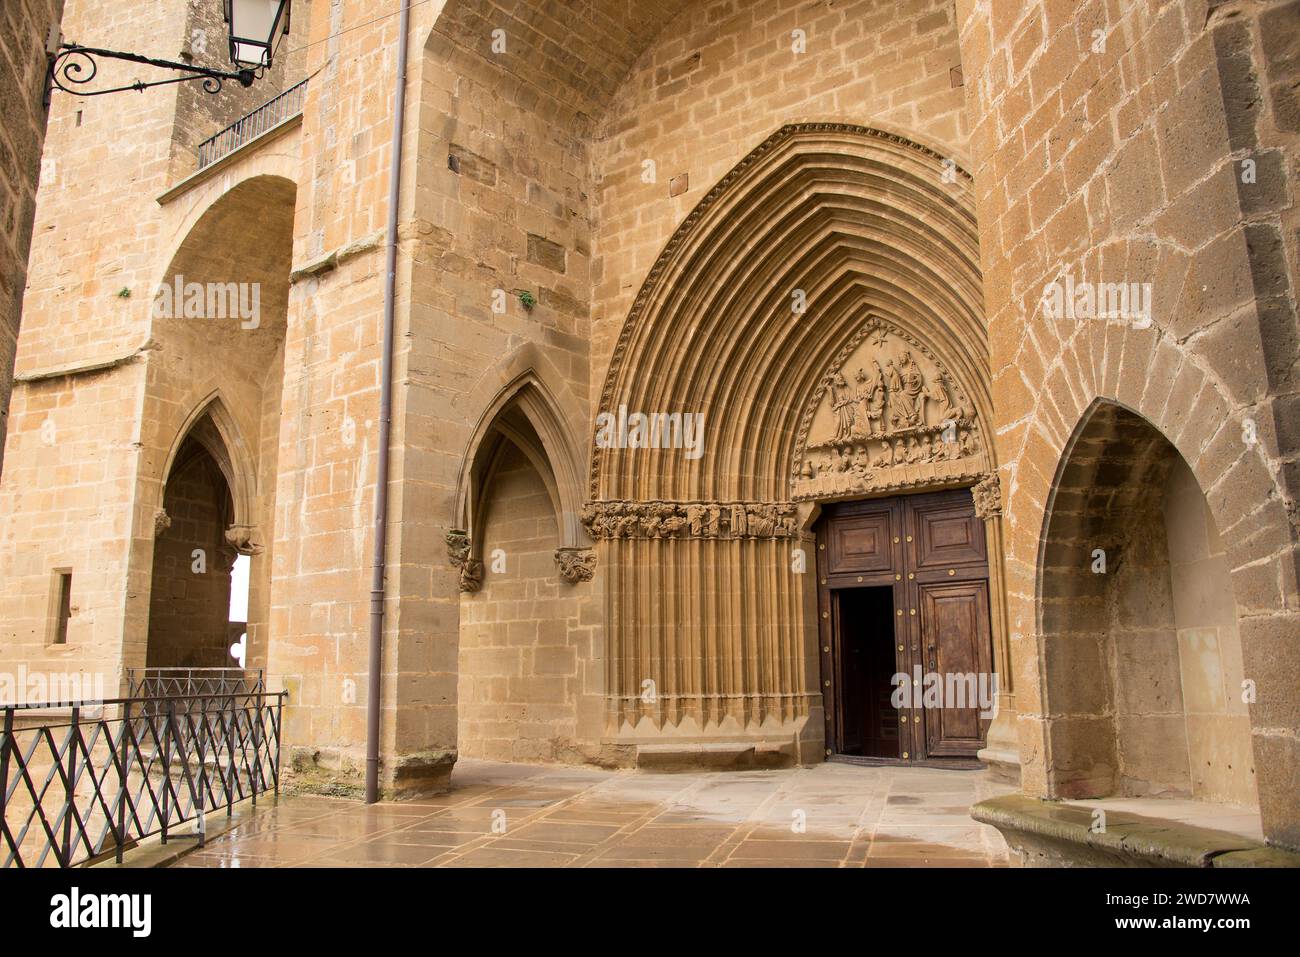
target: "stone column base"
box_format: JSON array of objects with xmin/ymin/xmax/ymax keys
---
[
  {"xmin": 606, "ymin": 713, "xmax": 824, "ymax": 771},
  {"xmin": 385, "ymin": 748, "xmax": 457, "ymax": 799},
  {"xmin": 285, "ymin": 746, "xmax": 457, "ymax": 800},
  {"xmin": 977, "ymin": 693, "xmax": 1021, "ymax": 784}
]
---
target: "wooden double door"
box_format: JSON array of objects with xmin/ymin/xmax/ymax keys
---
[{"xmin": 815, "ymin": 488, "xmax": 993, "ymax": 765}]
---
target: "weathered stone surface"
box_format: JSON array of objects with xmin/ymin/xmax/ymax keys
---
[
  {"xmin": 973, "ymin": 795, "xmax": 1300, "ymax": 868},
  {"xmin": 0, "ymin": 0, "xmax": 1294, "ymax": 862}
]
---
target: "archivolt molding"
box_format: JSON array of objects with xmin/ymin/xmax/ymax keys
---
[
  {"xmin": 454, "ymin": 348, "xmax": 589, "ymax": 548},
  {"xmin": 453, "ymin": 356, "xmax": 593, "ymax": 589},
  {"xmin": 590, "ymin": 122, "xmax": 987, "ymax": 506},
  {"xmin": 574, "ymin": 123, "xmax": 991, "ymax": 740}
]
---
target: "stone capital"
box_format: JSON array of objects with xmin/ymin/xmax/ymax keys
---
[{"xmin": 972, "ymin": 473, "xmax": 1002, "ymax": 520}]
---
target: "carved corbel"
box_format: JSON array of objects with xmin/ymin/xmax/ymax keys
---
[
  {"xmin": 446, "ymin": 529, "xmax": 483, "ymax": 593},
  {"xmin": 218, "ymin": 545, "xmax": 241, "ymax": 572},
  {"xmin": 459, "ymin": 559, "xmax": 484, "ymax": 593},
  {"xmin": 555, "ymin": 547, "xmax": 596, "ymax": 584},
  {"xmin": 446, "ymin": 528, "xmax": 471, "ymax": 566},
  {"xmin": 153, "ymin": 508, "xmax": 172, "ymax": 536},
  {"xmin": 224, "ymin": 524, "xmax": 265, "ymax": 555}
]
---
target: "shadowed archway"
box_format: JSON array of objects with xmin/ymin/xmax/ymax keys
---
[
  {"xmin": 1037, "ymin": 399, "xmax": 1258, "ymax": 812},
  {"xmin": 146, "ymin": 406, "xmax": 244, "ymax": 669},
  {"xmin": 452, "ymin": 373, "xmax": 598, "ymax": 763}
]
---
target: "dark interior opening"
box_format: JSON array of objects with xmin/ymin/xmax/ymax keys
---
[{"xmin": 836, "ymin": 586, "xmax": 899, "ymax": 758}]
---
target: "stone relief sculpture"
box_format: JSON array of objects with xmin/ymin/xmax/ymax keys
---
[
  {"xmin": 446, "ymin": 528, "xmax": 471, "ymax": 566},
  {"xmin": 445, "ymin": 528, "xmax": 483, "ymax": 593},
  {"xmin": 791, "ymin": 316, "xmax": 988, "ymax": 500},
  {"xmin": 582, "ymin": 501, "xmax": 800, "ymax": 540},
  {"xmin": 224, "ymin": 524, "xmax": 265, "ymax": 555},
  {"xmin": 555, "ymin": 547, "xmax": 597, "ymax": 583},
  {"xmin": 972, "ymin": 472, "xmax": 1002, "ymax": 520}
]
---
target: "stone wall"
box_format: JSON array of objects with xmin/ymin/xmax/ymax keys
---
[
  {"xmin": 169, "ymin": 0, "xmax": 309, "ymax": 181},
  {"xmin": 3, "ymin": 0, "xmax": 1295, "ymax": 850},
  {"xmin": 273, "ymin": 0, "xmax": 990, "ymax": 787},
  {"xmin": 458, "ymin": 441, "xmax": 589, "ymax": 763},
  {"xmin": 590, "ymin": 0, "xmax": 972, "ymax": 383},
  {"xmin": 1163, "ymin": 457, "xmax": 1257, "ymax": 808},
  {"xmin": 956, "ymin": 0, "xmax": 1299, "ymax": 846},
  {"xmin": 0, "ymin": 0, "xmax": 64, "ymax": 473},
  {"xmin": 0, "ymin": 0, "xmax": 301, "ymax": 699}
]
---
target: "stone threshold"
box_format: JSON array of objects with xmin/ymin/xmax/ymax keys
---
[{"xmin": 972, "ymin": 795, "xmax": 1300, "ymax": 868}]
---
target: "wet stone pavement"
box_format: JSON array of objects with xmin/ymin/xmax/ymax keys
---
[{"xmin": 173, "ymin": 759, "xmax": 1017, "ymax": 868}]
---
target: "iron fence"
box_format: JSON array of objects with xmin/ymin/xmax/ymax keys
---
[
  {"xmin": 1, "ymin": 691, "xmax": 285, "ymax": 868},
  {"xmin": 196, "ymin": 78, "xmax": 307, "ymax": 169},
  {"xmin": 126, "ymin": 667, "xmax": 264, "ymax": 699}
]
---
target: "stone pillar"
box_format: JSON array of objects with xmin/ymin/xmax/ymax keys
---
[{"xmin": 973, "ymin": 473, "xmax": 1019, "ymax": 782}]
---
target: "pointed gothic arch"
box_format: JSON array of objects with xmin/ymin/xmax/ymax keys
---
[
  {"xmin": 592, "ymin": 122, "xmax": 989, "ymax": 503},
  {"xmin": 568, "ymin": 123, "xmax": 1008, "ymax": 765},
  {"xmin": 451, "ymin": 360, "xmax": 591, "ymax": 588},
  {"xmin": 158, "ymin": 392, "xmax": 260, "ymax": 543}
]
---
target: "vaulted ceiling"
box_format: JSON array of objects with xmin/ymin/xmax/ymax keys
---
[{"xmin": 428, "ymin": 0, "xmax": 697, "ymax": 121}]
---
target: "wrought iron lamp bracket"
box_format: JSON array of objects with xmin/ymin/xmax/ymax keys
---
[{"xmin": 46, "ymin": 41, "xmax": 258, "ymax": 101}]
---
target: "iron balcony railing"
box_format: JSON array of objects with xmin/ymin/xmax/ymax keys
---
[
  {"xmin": 196, "ymin": 78, "xmax": 307, "ymax": 169},
  {"xmin": 126, "ymin": 667, "xmax": 264, "ymax": 700},
  {"xmin": 1, "ymin": 691, "xmax": 285, "ymax": 868}
]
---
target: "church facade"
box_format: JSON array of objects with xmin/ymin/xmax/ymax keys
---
[{"xmin": 2, "ymin": 0, "xmax": 1297, "ymax": 852}]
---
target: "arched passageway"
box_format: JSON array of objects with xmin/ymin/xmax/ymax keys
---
[
  {"xmin": 132, "ymin": 174, "xmax": 296, "ymax": 677},
  {"xmin": 146, "ymin": 420, "xmax": 240, "ymax": 669},
  {"xmin": 1038, "ymin": 401, "xmax": 1258, "ymax": 810}
]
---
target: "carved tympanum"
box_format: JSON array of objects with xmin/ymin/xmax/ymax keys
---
[{"xmin": 792, "ymin": 316, "xmax": 986, "ymax": 500}]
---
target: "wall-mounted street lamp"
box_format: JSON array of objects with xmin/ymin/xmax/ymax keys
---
[
  {"xmin": 225, "ymin": 0, "xmax": 292, "ymax": 71},
  {"xmin": 46, "ymin": 0, "xmax": 290, "ymax": 100}
]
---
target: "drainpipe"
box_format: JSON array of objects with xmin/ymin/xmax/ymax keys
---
[{"xmin": 367, "ymin": 0, "xmax": 412, "ymax": 805}]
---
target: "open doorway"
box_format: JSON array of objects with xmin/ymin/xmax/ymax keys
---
[
  {"xmin": 816, "ymin": 489, "xmax": 994, "ymax": 765},
  {"xmin": 146, "ymin": 432, "xmax": 235, "ymax": 668},
  {"xmin": 835, "ymin": 587, "xmax": 899, "ymax": 758}
]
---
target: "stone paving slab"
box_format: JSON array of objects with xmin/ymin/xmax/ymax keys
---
[{"xmin": 172, "ymin": 759, "xmax": 1016, "ymax": 868}]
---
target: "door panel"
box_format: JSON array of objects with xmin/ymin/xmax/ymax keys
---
[
  {"xmin": 825, "ymin": 508, "xmax": 897, "ymax": 576},
  {"xmin": 909, "ymin": 499, "xmax": 987, "ymax": 571},
  {"xmin": 918, "ymin": 580, "xmax": 993, "ymax": 757}
]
